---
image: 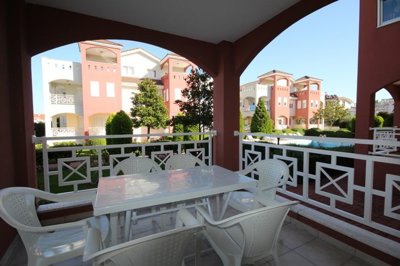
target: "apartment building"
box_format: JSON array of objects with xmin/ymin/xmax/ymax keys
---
[
  {"xmin": 42, "ymin": 40, "xmax": 194, "ymax": 137},
  {"xmin": 240, "ymin": 70, "xmax": 324, "ymax": 130}
]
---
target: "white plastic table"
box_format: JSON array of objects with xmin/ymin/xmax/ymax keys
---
[{"xmin": 94, "ymin": 165, "xmax": 257, "ymax": 245}]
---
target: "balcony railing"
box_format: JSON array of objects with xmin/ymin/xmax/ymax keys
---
[
  {"xmin": 51, "ymin": 127, "xmax": 81, "ymax": 136},
  {"xmin": 50, "ymin": 94, "xmax": 75, "ymax": 105},
  {"xmin": 235, "ymin": 131, "xmax": 400, "ymax": 239},
  {"xmin": 32, "ymin": 131, "xmax": 216, "ymax": 193},
  {"xmin": 88, "ymin": 127, "xmax": 106, "ymax": 136},
  {"xmin": 370, "ymin": 127, "xmax": 400, "ymax": 157}
]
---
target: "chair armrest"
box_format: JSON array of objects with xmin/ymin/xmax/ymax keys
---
[
  {"xmin": 17, "ymin": 217, "xmax": 90, "ymax": 233},
  {"xmin": 34, "ymin": 189, "xmax": 97, "ymax": 205}
]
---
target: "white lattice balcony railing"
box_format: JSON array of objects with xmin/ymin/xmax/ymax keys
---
[
  {"xmin": 50, "ymin": 94, "xmax": 75, "ymax": 105},
  {"xmin": 32, "ymin": 131, "xmax": 216, "ymax": 193},
  {"xmin": 51, "ymin": 127, "xmax": 81, "ymax": 137},
  {"xmin": 370, "ymin": 127, "xmax": 399, "ymax": 156},
  {"xmin": 88, "ymin": 127, "xmax": 106, "ymax": 136},
  {"xmin": 235, "ymin": 131, "xmax": 400, "ymax": 241}
]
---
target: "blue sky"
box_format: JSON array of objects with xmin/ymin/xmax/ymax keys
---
[{"xmin": 31, "ymin": 0, "xmax": 391, "ymax": 114}]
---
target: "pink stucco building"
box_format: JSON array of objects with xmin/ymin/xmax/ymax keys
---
[
  {"xmin": 42, "ymin": 40, "xmax": 194, "ymax": 137},
  {"xmin": 240, "ymin": 70, "xmax": 323, "ymax": 130}
]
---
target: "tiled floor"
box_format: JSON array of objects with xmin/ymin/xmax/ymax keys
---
[{"xmin": 4, "ymin": 214, "xmax": 384, "ymax": 266}]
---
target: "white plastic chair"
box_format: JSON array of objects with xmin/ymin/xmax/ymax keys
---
[
  {"xmin": 111, "ymin": 156, "xmax": 162, "ymax": 176},
  {"xmin": 165, "ymin": 154, "xmax": 206, "ymax": 170},
  {"xmin": 228, "ymin": 159, "xmax": 289, "ymax": 212},
  {"xmin": 0, "ymin": 187, "xmax": 109, "ymax": 266},
  {"xmin": 196, "ymin": 201, "xmax": 298, "ymax": 266},
  {"xmin": 84, "ymin": 209, "xmax": 203, "ymax": 266}
]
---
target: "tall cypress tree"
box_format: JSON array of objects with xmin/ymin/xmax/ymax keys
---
[{"xmin": 250, "ymin": 99, "xmax": 273, "ymax": 133}]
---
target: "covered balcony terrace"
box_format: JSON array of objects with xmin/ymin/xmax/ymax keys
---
[{"xmin": 1, "ymin": 0, "xmax": 399, "ymax": 265}]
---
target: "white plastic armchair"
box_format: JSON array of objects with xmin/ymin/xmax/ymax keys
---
[
  {"xmin": 0, "ymin": 187, "xmax": 109, "ymax": 266},
  {"xmin": 196, "ymin": 201, "xmax": 298, "ymax": 266},
  {"xmin": 165, "ymin": 154, "xmax": 206, "ymax": 170},
  {"xmin": 84, "ymin": 209, "xmax": 203, "ymax": 266},
  {"xmin": 111, "ymin": 156, "xmax": 162, "ymax": 176},
  {"xmin": 229, "ymin": 159, "xmax": 289, "ymax": 212}
]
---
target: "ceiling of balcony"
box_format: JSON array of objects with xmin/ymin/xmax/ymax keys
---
[{"xmin": 25, "ymin": 0, "xmax": 300, "ymax": 44}]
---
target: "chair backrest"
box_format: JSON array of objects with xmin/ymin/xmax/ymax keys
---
[
  {"xmin": 165, "ymin": 154, "xmax": 206, "ymax": 170},
  {"xmin": 84, "ymin": 224, "xmax": 203, "ymax": 266},
  {"xmin": 111, "ymin": 157, "xmax": 162, "ymax": 176},
  {"xmin": 202, "ymin": 201, "xmax": 297, "ymax": 264},
  {"xmin": 0, "ymin": 187, "xmax": 42, "ymax": 229},
  {"xmin": 240, "ymin": 159, "xmax": 289, "ymax": 199}
]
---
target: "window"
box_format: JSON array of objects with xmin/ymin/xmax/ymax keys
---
[
  {"xmin": 310, "ymin": 100, "xmax": 314, "ymax": 108},
  {"xmin": 278, "ymin": 97, "xmax": 282, "ymax": 106},
  {"xmin": 283, "ymin": 97, "xmax": 288, "ymax": 106},
  {"xmin": 302, "ymin": 100, "xmax": 307, "ymax": 108},
  {"xmin": 106, "ymin": 82, "xmax": 115, "ymax": 97},
  {"xmin": 164, "ymin": 89, "xmax": 169, "ymax": 101},
  {"xmin": 122, "ymin": 66, "xmax": 135, "ymax": 76},
  {"xmin": 379, "ymin": 0, "xmax": 400, "ymax": 25},
  {"xmin": 90, "ymin": 81, "xmax": 100, "ymax": 97},
  {"xmin": 175, "ymin": 88, "xmax": 181, "ymax": 101},
  {"xmin": 315, "ymin": 101, "xmax": 319, "ymax": 108},
  {"xmin": 297, "ymin": 101, "xmax": 301, "ymax": 109},
  {"xmin": 148, "ymin": 69, "xmax": 157, "ymax": 78},
  {"xmin": 289, "ymin": 103, "xmax": 293, "ymax": 109}
]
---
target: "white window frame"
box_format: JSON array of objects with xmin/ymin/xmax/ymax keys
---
[
  {"xmin": 90, "ymin": 81, "xmax": 100, "ymax": 97},
  {"xmin": 174, "ymin": 88, "xmax": 181, "ymax": 101},
  {"xmin": 106, "ymin": 82, "xmax": 115, "ymax": 97},
  {"xmin": 283, "ymin": 97, "xmax": 288, "ymax": 106},
  {"xmin": 278, "ymin": 97, "xmax": 282, "ymax": 106},
  {"xmin": 297, "ymin": 101, "xmax": 301, "ymax": 109},
  {"xmin": 378, "ymin": 0, "xmax": 400, "ymax": 27},
  {"xmin": 302, "ymin": 100, "xmax": 307, "ymax": 109}
]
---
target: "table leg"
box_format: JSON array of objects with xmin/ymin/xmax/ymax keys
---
[
  {"xmin": 219, "ymin": 192, "xmax": 232, "ymax": 220},
  {"xmin": 109, "ymin": 213, "xmax": 119, "ymax": 245},
  {"xmin": 124, "ymin": 210, "xmax": 132, "ymax": 241}
]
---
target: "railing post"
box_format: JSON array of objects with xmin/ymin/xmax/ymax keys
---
[{"xmin": 42, "ymin": 138, "xmax": 50, "ymax": 192}]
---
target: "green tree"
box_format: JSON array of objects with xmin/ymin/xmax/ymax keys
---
[
  {"xmin": 131, "ymin": 78, "xmax": 169, "ymax": 137},
  {"xmin": 175, "ymin": 68, "xmax": 213, "ymax": 133},
  {"xmin": 313, "ymin": 99, "xmax": 350, "ymax": 127},
  {"xmin": 108, "ymin": 111, "xmax": 133, "ymax": 145},
  {"xmin": 250, "ymin": 99, "xmax": 273, "ymax": 133},
  {"xmin": 34, "ymin": 122, "xmax": 45, "ymax": 137},
  {"xmin": 239, "ymin": 111, "xmax": 245, "ymax": 132}
]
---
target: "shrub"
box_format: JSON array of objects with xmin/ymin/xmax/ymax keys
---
[
  {"xmin": 338, "ymin": 119, "xmax": 352, "ymax": 130},
  {"xmin": 105, "ymin": 114, "xmax": 115, "ymax": 145},
  {"xmin": 109, "ymin": 111, "xmax": 133, "ymax": 145},
  {"xmin": 34, "ymin": 122, "xmax": 45, "ymax": 137},
  {"xmin": 172, "ymin": 122, "xmax": 185, "ymax": 141},
  {"xmin": 383, "ymin": 113, "xmax": 393, "ymax": 127},
  {"xmin": 185, "ymin": 124, "xmax": 200, "ymax": 141},
  {"xmin": 86, "ymin": 138, "xmax": 107, "ymax": 146},
  {"xmin": 374, "ymin": 115, "xmax": 384, "ymax": 127},
  {"xmin": 304, "ymin": 128, "xmax": 322, "ymax": 136},
  {"xmin": 350, "ymin": 117, "xmax": 356, "ymax": 133}
]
